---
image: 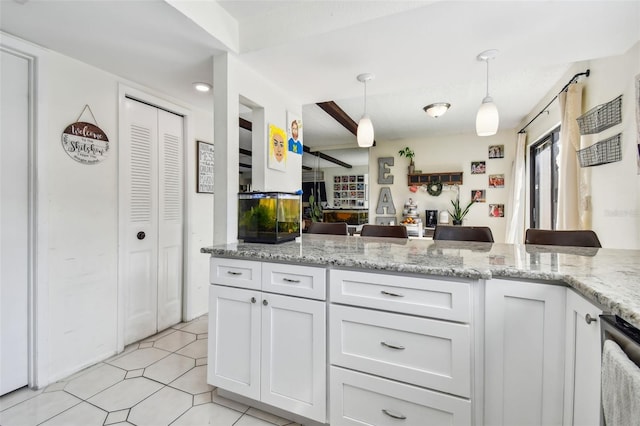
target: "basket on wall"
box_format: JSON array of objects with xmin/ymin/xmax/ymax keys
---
[
  {"xmin": 576, "ymin": 133, "xmax": 622, "ymax": 168},
  {"xmin": 576, "ymin": 95, "xmax": 622, "ymax": 135}
]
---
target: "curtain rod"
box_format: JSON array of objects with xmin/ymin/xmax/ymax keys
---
[{"xmin": 518, "ymin": 69, "xmax": 590, "ymax": 134}]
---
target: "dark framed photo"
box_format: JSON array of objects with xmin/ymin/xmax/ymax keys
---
[
  {"xmin": 471, "ymin": 161, "xmax": 486, "ymax": 174},
  {"xmin": 197, "ymin": 141, "xmax": 214, "ymax": 193},
  {"xmin": 489, "ymin": 144, "xmax": 504, "ymax": 159},
  {"xmin": 489, "ymin": 174, "xmax": 505, "ymax": 188},
  {"xmin": 472, "ymin": 189, "xmax": 486, "ymax": 203},
  {"xmin": 489, "ymin": 204, "xmax": 505, "ymax": 217}
]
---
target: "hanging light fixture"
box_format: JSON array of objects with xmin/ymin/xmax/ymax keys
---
[
  {"xmin": 356, "ymin": 73, "xmax": 375, "ymax": 148},
  {"xmin": 475, "ymin": 49, "xmax": 499, "ymax": 136},
  {"xmin": 423, "ymin": 102, "xmax": 451, "ymax": 118}
]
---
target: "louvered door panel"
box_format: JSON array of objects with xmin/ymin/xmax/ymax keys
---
[
  {"xmin": 122, "ymin": 98, "xmax": 159, "ymax": 345},
  {"xmin": 157, "ymin": 109, "xmax": 183, "ymax": 330}
]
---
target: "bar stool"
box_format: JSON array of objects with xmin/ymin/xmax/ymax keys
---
[
  {"xmin": 307, "ymin": 222, "xmax": 349, "ymax": 235},
  {"xmin": 525, "ymin": 229, "xmax": 601, "ymax": 247},
  {"xmin": 433, "ymin": 225, "xmax": 494, "ymax": 242},
  {"xmin": 360, "ymin": 224, "xmax": 408, "ymax": 238}
]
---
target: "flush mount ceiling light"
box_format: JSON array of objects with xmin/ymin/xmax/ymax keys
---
[
  {"xmin": 475, "ymin": 49, "xmax": 499, "ymax": 136},
  {"xmin": 423, "ymin": 102, "xmax": 451, "ymax": 118},
  {"xmin": 356, "ymin": 73, "xmax": 375, "ymax": 148},
  {"xmin": 193, "ymin": 82, "xmax": 212, "ymax": 93}
]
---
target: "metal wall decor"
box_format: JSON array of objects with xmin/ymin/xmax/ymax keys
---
[
  {"xmin": 61, "ymin": 104, "xmax": 109, "ymax": 164},
  {"xmin": 197, "ymin": 141, "xmax": 214, "ymax": 193}
]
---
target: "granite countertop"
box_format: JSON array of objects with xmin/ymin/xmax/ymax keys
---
[{"xmin": 201, "ymin": 234, "xmax": 640, "ymax": 329}]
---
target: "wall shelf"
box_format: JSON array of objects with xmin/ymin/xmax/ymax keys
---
[{"xmin": 407, "ymin": 172, "xmax": 463, "ymax": 186}]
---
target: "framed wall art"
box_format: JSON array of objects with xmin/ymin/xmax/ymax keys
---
[{"xmin": 197, "ymin": 140, "xmax": 214, "ymax": 193}]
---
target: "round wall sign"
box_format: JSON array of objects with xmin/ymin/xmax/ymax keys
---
[{"xmin": 61, "ymin": 121, "xmax": 109, "ymax": 164}]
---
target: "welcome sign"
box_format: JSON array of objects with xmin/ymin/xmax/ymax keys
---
[{"xmin": 61, "ymin": 121, "xmax": 109, "ymax": 164}]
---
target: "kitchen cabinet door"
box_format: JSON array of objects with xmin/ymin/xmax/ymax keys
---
[
  {"xmin": 260, "ymin": 293, "xmax": 326, "ymax": 422},
  {"xmin": 563, "ymin": 290, "xmax": 602, "ymax": 426},
  {"xmin": 485, "ymin": 279, "xmax": 565, "ymax": 426},
  {"xmin": 208, "ymin": 285, "xmax": 261, "ymax": 400}
]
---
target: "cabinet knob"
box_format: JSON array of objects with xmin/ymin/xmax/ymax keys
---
[
  {"xmin": 251, "ymin": 297, "xmax": 256, "ymax": 303},
  {"xmin": 585, "ymin": 313, "xmax": 597, "ymax": 325},
  {"xmin": 136, "ymin": 231, "xmax": 145, "ymax": 240},
  {"xmin": 263, "ymin": 299, "xmax": 268, "ymax": 306}
]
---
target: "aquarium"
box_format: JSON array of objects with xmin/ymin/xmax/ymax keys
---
[{"xmin": 238, "ymin": 192, "xmax": 301, "ymax": 244}]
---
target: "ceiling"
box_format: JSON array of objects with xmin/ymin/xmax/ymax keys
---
[{"xmin": 2, "ymin": 0, "xmax": 639, "ymax": 170}]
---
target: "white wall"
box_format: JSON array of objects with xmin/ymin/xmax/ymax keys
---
[
  {"xmin": 369, "ymin": 131, "xmax": 516, "ymax": 243},
  {"xmin": 33, "ymin": 46, "xmax": 213, "ymax": 382},
  {"xmin": 521, "ymin": 42, "xmax": 640, "ymax": 249}
]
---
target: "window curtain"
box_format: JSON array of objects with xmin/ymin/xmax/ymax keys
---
[
  {"xmin": 505, "ymin": 132, "xmax": 527, "ymax": 243},
  {"xmin": 556, "ymin": 82, "xmax": 583, "ymax": 230}
]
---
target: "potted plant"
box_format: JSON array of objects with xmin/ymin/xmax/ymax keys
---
[
  {"xmin": 449, "ymin": 194, "xmax": 475, "ymax": 225},
  {"xmin": 308, "ymin": 189, "xmax": 323, "ymax": 222},
  {"xmin": 398, "ymin": 147, "xmax": 415, "ymax": 174}
]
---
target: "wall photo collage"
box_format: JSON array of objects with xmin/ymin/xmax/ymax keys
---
[
  {"xmin": 333, "ymin": 174, "xmax": 367, "ymax": 207},
  {"xmin": 472, "ymin": 144, "xmax": 506, "ymax": 218}
]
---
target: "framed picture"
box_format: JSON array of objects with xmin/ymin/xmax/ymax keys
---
[
  {"xmin": 471, "ymin": 161, "xmax": 486, "ymax": 174},
  {"xmin": 489, "ymin": 174, "xmax": 505, "ymax": 188},
  {"xmin": 489, "ymin": 204, "xmax": 505, "ymax": 217},
  {"xmin": 489, "ymin": 144, "xmax": 504, "ymax": 159},
  {"xmin": 286, "ymin": 111, "xmax": 303, "ymax": 155},
  {"xmin": 197, "ymin": 141, "xmax": 214, "ymax": 193},
  {"xmin": 268, "ymin": 123, "xmax": 287, "ymax": 171},
  {"xmin": 471, "ymin": 189, "xmax": 486, "ymax": 203}
]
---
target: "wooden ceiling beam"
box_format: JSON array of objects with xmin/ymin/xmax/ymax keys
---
[
  {"xmin": 316, "ymin": 101, "xmax": 376, "ymax": 146},
  {"xmin": 303, "ymin": 145, "xmax": 352, "ymax": 169}
]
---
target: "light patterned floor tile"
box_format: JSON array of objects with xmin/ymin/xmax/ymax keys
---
[
  {"xmin": 0, "ymin": 386, "xmax": 44, "ymax": 411},
  {"xmin": 196, "ymin": 357, "xmax": 207, "ymax": 366},
  {"xmin": 245, "ymin": 408, "xmax": 294, "ymax": 425},
  {"xmin": 128, "ymin": 386, "xmax": 192, "ymax": 426},
  {"xmin": 193, "ymin": 391, "xmax": 212, "ymax": 405},
  {"xmin": 141, "ymin": 328, "xmax": 176, "ymax": 343},
  {"xmin": 43, "ymin": 382, "xmax": 67, "ymax": 392},
  {"xmin": 143, "ymin": 353, "xmax": 194, "ymax": 384},
  {"xmin": 87, "ymin": 377, "xmax": 163, "ymax": 412},
  {"xmin": 106, "ymin": 347, "xmax": 170, "ymax": 371},
  {"xmin": 171, "ymin": 403, "xmax": 244, "ymax": 426},
  {"xmin": 39, "ymin": 401, "xmax": 107, "ymax": 426},
  {"xmin": 153, "ymin": 330, "xmax": 196, "ymax": 352},
  {"xmin": 104, "ymin": 409, "xmax": 129, "ymax": 425},
  {"xmin": 138, "ymin": 341, "xmax": 154, "ymax": 349},
  {"xmin": 236, "ymin": 413, "xmax": 281, "ymax": 426},
  {"xmin": 64, "ymin": 364, "xmax": 126, "ymax": 400},
  {"xmin": 176, "ymin": 338, "xmax": 207, "ymax": 359},
  {"xmin": 125, "ymin": 369, "xmax": 144, "ymax": 379},
  {"xmin": 0, "ymin": 391, "xmax": 81, "ymax": 426},
  {"xmin": 178, "ymin": 319, "xmax": 208, "ymax": 335},
  {"xmin": 169, "ymin": 365, "xmax": 213, "ymax": 395}
]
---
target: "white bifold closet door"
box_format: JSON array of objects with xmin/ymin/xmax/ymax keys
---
[
  {"xmin": 121, "ymin": 98, "xmax": 183, "ymax": 345},
  {"xmin": 0, "ymin": 47, "xmax": 30, "ymax": 396}
]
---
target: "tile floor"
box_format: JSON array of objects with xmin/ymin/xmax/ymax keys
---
[{"xmin": 0, "ymin": 315, "xmax": 298, "ymax": 426}]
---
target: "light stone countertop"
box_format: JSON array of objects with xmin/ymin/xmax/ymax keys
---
[{"xmin": 202, "ymin": 234, "xmax": 640, "ymax": 330}]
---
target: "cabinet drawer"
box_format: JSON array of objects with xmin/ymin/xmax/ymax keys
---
[
  {"xmin": 330, "ymin": 304, "xmax": 470, "ymax": 397},
  {"xmin": 262, "ymin": 262, "xmax": 326, "ymax": 300},
  {"xmin": 330, "ymin": 269, "xmax": 471, "ymax": 322},
  {"xmin": 330, "ymin": 366, "xmax": 471, "ymax": 426},
  {"xmin": 210, "ymin": 257, "xmax": 261, "ymax": 290}
]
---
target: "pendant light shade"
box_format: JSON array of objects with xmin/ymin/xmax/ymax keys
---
[
  {"xmin": 476, "ymin": 96, "xmax": 499, "ymax": 136},
  {"xmin": 357, "ymin": 114, "xmax": 374, "ymax": 147},
  {"xmin": 356, "ymin": 73, "xmax": 375, "ymax": 148},
  {"xmin": 476, "ymin": 49, "xmax": 499, "ymax": 137}
]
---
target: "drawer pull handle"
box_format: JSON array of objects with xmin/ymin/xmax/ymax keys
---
[
  {"xmin": 283, "ymin": 278, "xmax": 300, "ymax": 283},
  {"xmin": 381, "ymin": 341, "xmax": 405, "ymax": 350},
  {"xmin": 585, "ymin": 313, "xmax": 597, "ymax": 325},
  {"xmin": 381, "ymin": 290, "xmax": 404, "ymax": 297},
  {"xmin": 227, "ymin": 271, "xmax": 242, "ymax": 276},
  {"xmin": 382, "ymin": 409, "xmax": 406, "ymax": 420}
]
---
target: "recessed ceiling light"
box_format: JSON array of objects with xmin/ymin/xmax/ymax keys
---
[{"xmin": 193, "ymin": 82, "xmax": 212, "ymax": 93}]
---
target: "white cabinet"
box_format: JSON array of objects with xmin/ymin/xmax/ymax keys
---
[
  {"xmin": 208, "ymin": 258, "xmax": 326, "ymax": 423},
  {"xmin": 563, "ymin": 290, "xmax": 602, "ymax": 426},
  {"xmin": 484, "ymin": 279, "xmax": 566, "ymax": 426},
  {"xmin": 329, "ymin": 269, "xmax": 474, "ymax": 425}
]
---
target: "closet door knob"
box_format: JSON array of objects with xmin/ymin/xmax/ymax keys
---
[
  {"xmin": 137, "ymin": 232, "xmax": 145, "ymax": 240},
  {"xmin": 585, "ymin": 313, "xmax": 597, "ymax": 325}
]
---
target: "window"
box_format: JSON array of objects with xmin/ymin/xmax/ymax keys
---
[{"xmin": 530, "ymin": 127, "xmax": 560, "ymax": 229}]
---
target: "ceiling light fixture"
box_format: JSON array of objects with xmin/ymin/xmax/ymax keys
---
[
  {"xmin": 356, "ymin": 73, "xmax": 375, "ymax": 148},
  {"xmin": 193, "ymin": 82, "xmax": 212, "ymax": 93},
  {"xmin": 423, "ymin": 102, "xmax": 451, "ymax": 118},
  {"xmin": 475, "ymin": 49, "xmax": 499, "ymax": 136}
]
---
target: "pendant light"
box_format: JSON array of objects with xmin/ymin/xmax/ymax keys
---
[
  {"xmin": 356, "ymin": 73, "xmax": 374, "ymax": 148},
  {"xmin": 476, "ymin": 49, "xmax": 499, "ymax": 136}
]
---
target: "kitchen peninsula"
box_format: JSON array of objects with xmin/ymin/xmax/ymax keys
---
[{"xmin": 202, "ymin": 235, "xmax": 640, "ymax": 425}]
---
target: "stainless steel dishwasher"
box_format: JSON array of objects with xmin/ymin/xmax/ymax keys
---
[{"xmin": 599, "ymin": 314, "xmax": 640, "ymax": 425}]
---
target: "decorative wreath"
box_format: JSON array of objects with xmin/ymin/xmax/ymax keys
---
[{"xmin": 426, "ymin": 181, "xmax": 443, "ymax": 196}]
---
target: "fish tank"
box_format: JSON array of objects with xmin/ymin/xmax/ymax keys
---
[{"xmin": 238, "ymin": 192, "xmax": 301, "ymax": 244}]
